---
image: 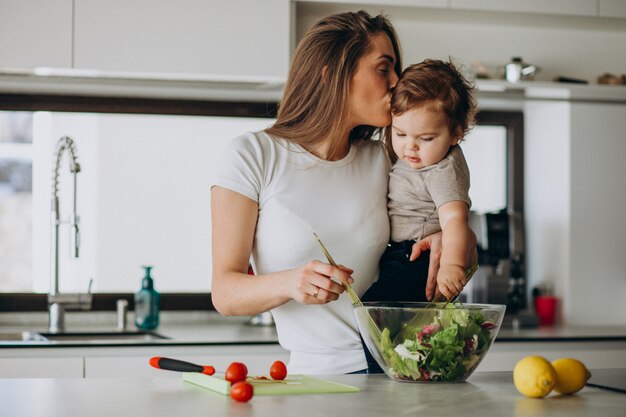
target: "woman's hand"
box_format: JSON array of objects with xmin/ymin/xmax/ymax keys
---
[
  {"xmin": 290, "ymin": 261, "xmax": 354, "ymax": 305},
  {"xmin": 409, "ymin": 232, "xmax": 443, "ymax": 301}
]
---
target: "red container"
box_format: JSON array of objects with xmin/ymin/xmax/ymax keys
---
[{"xmin": 535, "ymin": 296, "xmax": 558, "ymax": 326}]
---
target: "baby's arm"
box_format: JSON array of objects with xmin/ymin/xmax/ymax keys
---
[{"xmin": 436, "ymin": 200, "xmax": 472, "ymax": 300}]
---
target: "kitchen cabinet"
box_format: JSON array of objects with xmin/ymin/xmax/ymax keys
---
[
  {"xmin": 477, "ymin": 340, "xmax": 626, "ymax": 372},
  {"xmin": 0, "ymin": 0, "xmax": 73, "ymax": 68},
  {"xmin": 73, "ymin": 0, "xmax": 291, "ymax": 79},
  {"xmin": 300, "ymin": 0, "xmax": 619, "ymax": 19},
  {"xmin": 0, "ymin": 344, "xmax": 289, "ymax": 378},
  {"xmin": 84, "ymin": 344, "xmax": 290, "ymax": 378},
  {"xmin": 599, "ymin": 0, "xmax": 626, "ymax": 18},
  {"xmin": 2, "ymin": 338, "xmax": 624, "ymax": 378},
  {"xmin": 449, "ymin": 0, "xmax": 597, "ymax": 17},
  {"xmin": 0, "ymin": 356, "xmax": 83, "ymax": 378}
]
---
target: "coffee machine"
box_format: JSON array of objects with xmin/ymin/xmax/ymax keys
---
[{"xmin": 465, "ymin": 209, "xmax": 529, "ymax": 319}]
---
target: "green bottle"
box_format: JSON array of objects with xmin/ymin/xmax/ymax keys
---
[{"xmin": 134, "ymin": 266, "xmax": 160, "ymax": 330}]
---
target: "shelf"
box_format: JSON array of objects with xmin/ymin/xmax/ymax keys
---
[
  {"xmin": 476, "ymin": 79, "xmax": 626, "ymax": 104},
  {"xmin": 1, "ymin": 68, "xmax": 625, "ymax": 105},
  {"xmin": 0, "ymin": 68, "xmax": 285, "ymax": 103}
]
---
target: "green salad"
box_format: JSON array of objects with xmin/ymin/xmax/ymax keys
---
[{"xmin": 379, "ymin": 306, "xmax": 498, "ymax": 381}]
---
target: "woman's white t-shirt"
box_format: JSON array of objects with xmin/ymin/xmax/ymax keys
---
[{"xmin": 212, "ymin": 131, "xmax": 390, "ymax": 374}]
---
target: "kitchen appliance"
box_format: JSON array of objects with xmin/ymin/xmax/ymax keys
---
[{"xmin": 466, "ymin": 210, "xmax": 529, "ymax": 317}]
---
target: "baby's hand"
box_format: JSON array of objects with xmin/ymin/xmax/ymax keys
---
[{"xmin": 436, "ymin": 264, "xmax": 468, "ymax": 301}]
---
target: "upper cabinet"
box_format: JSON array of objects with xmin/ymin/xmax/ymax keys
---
[
  {"xmin": 0, "ymin": 0, "xmax": 73, "ymax": 68},
  {"xmin": 300, "ymin": 0, "xmax": 626, "ymax": 19},
  {"xmin": 598, "ymin": 0, "xmax": 626, "ymax": 18},
  {"xmin": 73, "ymin": 0, "xmax": 291, "ymax": 79},
  {"xmin": 449, "ymin": 0, "xmax": 597, "ymax": 17}
]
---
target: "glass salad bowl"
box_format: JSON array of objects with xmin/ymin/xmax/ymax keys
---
[{"xmin": 354, "ymin": 302, "xmax": 506, "ymax": 382}]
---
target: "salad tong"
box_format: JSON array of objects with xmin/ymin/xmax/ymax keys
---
[
  {"xmin": 313, "ymin": 233, "xmax": 362, "ymax": 307},
  {"xmin": 313, "ymin": 233, "xmax": 384, "ymax": 345}
]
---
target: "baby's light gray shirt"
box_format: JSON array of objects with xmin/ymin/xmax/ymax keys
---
[{"xmin": 388, "ymin": 145, "xmax": 471, "ymax": 243}]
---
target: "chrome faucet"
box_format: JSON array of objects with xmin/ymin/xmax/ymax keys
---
[{"xmin": 48, "ymin": 136, "xmax": 92, "ymax": 333}]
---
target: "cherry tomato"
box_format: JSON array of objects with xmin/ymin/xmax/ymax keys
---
[
  {"xmin": 230, "ymin": 381, "xmax": 254, "ymax": 402},
  {"xmin": 225, "ymin": 362, "xmax": 248, "ymax": 384},
  {"xmin": 270, "ymin": 360, "xmax": 287, "ymax": 380}
]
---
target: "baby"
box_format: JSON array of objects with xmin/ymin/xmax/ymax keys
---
[{"xmin": 364, "ymin": 59, "xmax": 477, "ymax": 302}]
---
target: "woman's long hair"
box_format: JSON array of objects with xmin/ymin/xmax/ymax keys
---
[{"xmin": 266, "ymin": 11, "xmax": 402, "ymax": 160}]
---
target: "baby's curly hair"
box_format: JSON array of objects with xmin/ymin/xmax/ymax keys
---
[{"xmin": 386, "ymin": 59, "xmax": 477, "ymax": 162}]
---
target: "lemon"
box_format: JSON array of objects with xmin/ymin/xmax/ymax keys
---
[
  {"xmin": 551, "ymin": 358, "xmax": 591, "ymax": 395},
  {"xmin": 513, "ymin": 356, "xmax": 557, "ymax": 398}
]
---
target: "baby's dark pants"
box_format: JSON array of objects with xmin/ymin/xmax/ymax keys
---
[{"xmin": 359, "ymin": 241, "xmax": 430, "ymax": 373}]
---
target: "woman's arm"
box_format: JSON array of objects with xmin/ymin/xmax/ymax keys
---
[{"xmin": 211, "ymin": 186, "xmax": 352, "ymax": 316}]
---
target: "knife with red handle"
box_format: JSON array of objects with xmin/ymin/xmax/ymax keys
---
[{"xmin": 149, "ymin": 356, "xmax": 215, "ymax": 375}]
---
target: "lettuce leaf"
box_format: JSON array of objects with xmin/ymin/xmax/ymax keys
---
[{"xmin": 378, "ymin": 305, "xmax": 496, "ymax": 381}]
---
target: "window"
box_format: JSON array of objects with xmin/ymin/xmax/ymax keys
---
[
  {"xmin": 463, "ymin": 125, "xmax": 507, "ymax": 214},
  {"xmin": 1, "ymin": 110, "xmax": 274, "ymax": 293},
  {"xmin": 0, "ymin": 112, "xmax": 33, "ymax": 292}
]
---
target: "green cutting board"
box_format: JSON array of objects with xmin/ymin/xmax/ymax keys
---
[{"xmin": 183, "ymin": 373, "xmax": 359, "ymax": 395}]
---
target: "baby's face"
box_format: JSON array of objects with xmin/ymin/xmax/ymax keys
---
[{"xmin": 391, "ymin": 104, "xmax": 461, "ymax": 169}]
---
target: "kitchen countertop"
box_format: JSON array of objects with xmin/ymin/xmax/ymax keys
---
[
  {"xmin": 0, "ymin": 372, "xmax": 624, "ymax": 417},
  {"xmin": 1, "ymin": 311, "xmax": 626, "ymax": 348}
]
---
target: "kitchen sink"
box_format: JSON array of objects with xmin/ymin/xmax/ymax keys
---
[
  {"xmin": 0, "ymin": 331, "xmax": 169, "ymax": 343},
  {"xmin": 0, "ymin": 332, "xmax": 49, "ymax": 342},
  {"xmin": 38, "ymin": 331, "xmax": 169, "ymax": 342}
]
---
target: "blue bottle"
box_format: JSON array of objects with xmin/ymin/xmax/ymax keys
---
[{"xmin": 134, "ymin": 266, "xmax": 160, "ymax": 330}]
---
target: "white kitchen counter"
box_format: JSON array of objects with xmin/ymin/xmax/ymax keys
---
[
  {"xmin": 2, "ymin": 311, "xmax": 626, "ymax": 348},
  {"xmin": 2, "ymin": 311, "xmax": 626, "ymax": 378},
  {"xmin": 0, "ymin": 372, "xmax": 624, "ymax": 417}
]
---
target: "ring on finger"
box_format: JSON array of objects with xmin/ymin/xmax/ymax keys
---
[{"xmin": 312, "ymin": 287, "xmax": 319, "ymax": 298}]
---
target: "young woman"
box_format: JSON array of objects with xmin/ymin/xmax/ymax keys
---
[{"xmin": 210, "ymin": 11, "xmax": 474, "ymax": 375}]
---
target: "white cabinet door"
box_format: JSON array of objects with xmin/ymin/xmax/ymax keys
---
[
  {"xmin": 0, "ymin": 357, "xmax": 83, "ymax": 378},
  {"xmin": 0, "ymin": 0, "xmax": 73, "ymax": 68},
  {"xmin": 85, "ymin": 344, "xmax": 290, "ymax": 378},
  {"xmin": 449, "ymin": 0, "xmax": 597, "ymax": 16},
  {"xmin": 598, "ymin": 0, "xmax": 626, "ymax": 18},
  {"xmin": 476, "ymin": 340, "xmax": 626, "ymax": 372},
  {"xmin": 73, "ymin": 0, "xmax": 291, "ymax": 78}
]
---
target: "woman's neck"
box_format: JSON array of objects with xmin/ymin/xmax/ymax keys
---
[{"xmin": 306, "ymin": 129, "xmax": 351, "ymax": 161}]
